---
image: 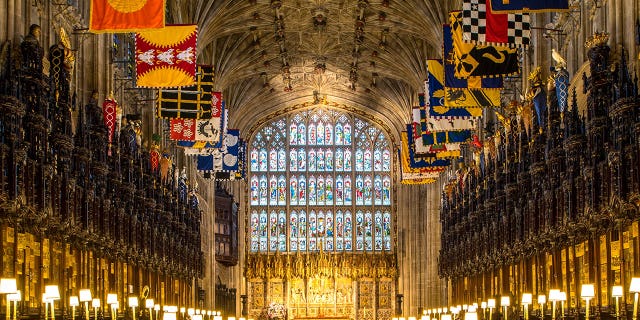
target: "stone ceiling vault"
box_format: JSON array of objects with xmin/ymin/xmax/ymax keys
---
[{"xmin": 167, "ymin": 0, "xmax": 461, "ymax": 140}]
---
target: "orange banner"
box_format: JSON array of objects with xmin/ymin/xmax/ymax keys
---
[{"xmin": 90, "ymin": 0, "xmax": 165, "ymax": 33}]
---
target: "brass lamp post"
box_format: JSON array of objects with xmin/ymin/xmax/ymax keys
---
[
  {"xmin": 581, "ymin": 284, "xmax": 595, "ymax": 320},
  {"xmin": 522, "ymin": 293, "xmax": 532, "ymax": 320}
]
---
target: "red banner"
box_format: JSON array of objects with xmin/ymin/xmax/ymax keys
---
[
  {"xmin": 90, "ymin": 0, "xmax": 165, "ymax": 33},
  {"xmin": 170, "ymin": 119, "xmax": 196, "ymax": 141},
  {"xmin": 136, "ymin": 25, "xmax": 197, "ymax": 88}
]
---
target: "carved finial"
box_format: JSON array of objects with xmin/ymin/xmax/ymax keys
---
[{"xmin": 585, "ymin": 31, "xmax": 610, "ymax": 49}]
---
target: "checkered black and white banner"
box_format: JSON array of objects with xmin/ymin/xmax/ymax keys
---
[{"xmin": 462, "ymin": 0, "xmax": 530, "ymax": 47}]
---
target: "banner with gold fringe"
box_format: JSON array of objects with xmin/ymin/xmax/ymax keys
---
[
  {"xmin": 90, "ymin": 0, "xmax": 165, "ymax": 33},
  {"xmin": 450, "ymin": 11, "xmax": 519, "ymax": 79},
  {"xmin": 136, "ymin": 25, "xmax": 197, "ymax": 88},
  {"xmin": 157, "ymin": 66, "xmax": 215, "ymax": 119},
  {"xmin": 427, "ymin": 59, "xmax": 498, "ymax": 109}
]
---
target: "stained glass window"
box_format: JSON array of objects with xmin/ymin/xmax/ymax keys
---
[{"xmin": 249, "ymin": 108, "xmax": 392, "ymax": 253}]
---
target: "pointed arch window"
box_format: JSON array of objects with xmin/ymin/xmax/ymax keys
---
[{"xmin": 249, "ymin": 108, "xmax": 393, "ymax": 253}]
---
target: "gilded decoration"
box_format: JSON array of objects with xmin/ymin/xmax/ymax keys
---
[{"xmin": 244, "ymin": 252, "xmax": 397, "ymax": 280}]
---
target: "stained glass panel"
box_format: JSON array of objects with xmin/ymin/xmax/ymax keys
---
[
  {"xmin": 290, "ymin": 212, "xmax": 298, "ymax": 251},
  {"xmin": 249, "ymin": 108, "xmax": 392, "ymax": 253},
  {"xmin": 290, "ymin": 176, "xmax": 298, "ymax": 205}
]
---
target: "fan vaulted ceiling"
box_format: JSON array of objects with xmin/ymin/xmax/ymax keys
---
[{"xmin": 167, "ymin": 0, "xmax": 461, "ymax": 139}]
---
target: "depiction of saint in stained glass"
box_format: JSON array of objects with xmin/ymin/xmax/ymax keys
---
[
  {"xmin": 355, "ymin": 178, "xmax": 364, "ymax": 205},
  {"xmin": 317, "ymin": 178, "xmax": 325, "ymax": 204},
  {"xmin": 374, "ymin": 150, "xmax": 382, "ymax": 171},
  {"xmin": 382, "ymin": 149, "xmax": 390, "ymax": 171},
  {"xmin": 336, "ymin": 215, "xmax": 344, "ymax": 237},
  {"xmin": 278, "ymin": 178, "xmax": 286, "ymax": 204},
  {"xmin": 299, "ymin": 178, "xmax": 306, "ymax": 204},
  {"xmin": 344, "ymin": 123, "xmax": 352, "ymax": 144},
  {"xmin": 364, "ymin": 149, "xmax": 372, "ymax": 171},
  {"xmin": 335, "ymin": 149, "xmax": 343, "ymax": 170},
  {"xmin": 290, "ymin": 178, "xmax": 298, "ymax": 204},
  {"xmin": 364, "ymin": 177, "xmax": 372, "ymax": 205},
  {"xmin": 325, "ymin": 177, "xmax": 333, "ymax": 203},
  {"xmin": 270, "ymin": 178, "xmax": 278, "ymax": 204},
  {"xmin": 344, "ymin": 149, "xmax": 352, "ymax": 170},
  {"xmin": 308, "ymin": 124, "xmax": 316, "ymax": 145},
  {"xmin": 317, "ymin": 122, "xmax": 325, "ymax": 145},
  {"xmin": 251, "ymin": 177, "xmax": 259, "ymax": 204},
  {"xmin": 260, "ymin": 213, "xmax": 267, "ymax": 236},
  {"xmin": 326, "ymin": 215, "xmax": 334, "ymax": 237},
  {"xmin": 251, "ymin": 213, "xmax": 259, "ymax": 236},
  {"xmin": 298, "ymin": 150, "xmax": 306, "ymax": 171},
  {"xmin": 251, "ymin": 149, "xmax": 259, "ymax": 171},
  {"xmin": 308, "ymin": 150, "xmax": 316, "ymax": 171},
  {"xmin": 298, "ymin": 124, "xmax": 306, "ymax": 145},
  {"xmin": 335, "ymin": 123, "xmax": 344, "ymax": 144},
  {"xmin": 259, "ymin": 150, "xmax": 267, "ymax": 171},
  {"xmin": 290, "ymin": 149, "xmax": 298, "ymax": 171},
  {"xmin": 290, "ymin": 215, "xmax": 298, "ymax": 237},
  {"xmin": 355, "ymin": 150, "xmax": 364, "ymax": 171},
  {"xmin": 270, "ymin": 213, "xmax": 278, "ymax": 237},
  {"xmin": 325, "ymin": 124, "xmax": 333, "ymax": 145},
  {"xmin": 383, "ymin": 178, "xmax": 391, "ymax": 205},
  {"xmin": 259, "ymin": 178, "xmax": 268, "ymax": 205},
  {"xmin": 290, "ymin": 123, "xmax": 297, "ymax": 144},
  {"xmin": 335, "ymin": 178, "xmax": 343, "ymax": 204},
  {"xmin": 308, "ymin": 178, "xmax": 317, "ymax": 204},
  {"xmin": 374, "ymin": 178, "xmax": 382, "ymax": 205},
  {"xmin": 344, "ymin": 178, "xmax": 352, "ymax": 204},
  {"xmin": 326, "ymin": 150, "xmax": 333, "ymax": 171},
  {"xmin": 317, "ymin": 149, "xmax": 325, "ymax": 171}
]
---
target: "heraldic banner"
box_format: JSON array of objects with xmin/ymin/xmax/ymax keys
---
[
  {"xmin": 90, "ymin": 0, "xmax": 165, "ymax": 33},
  {"xmin": 136, "ymin": 25, "xmax": 197, "ymax": 88}
]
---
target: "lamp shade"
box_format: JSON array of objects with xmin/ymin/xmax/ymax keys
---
[
  {"xmin": 441, "ymin": 315, "xmax": 452, "ymax": 320},
  {"xmin": 0, "ymin": 278, "xmax": 17, "ymax": 294},
  {"xmin": 154, "ymin": 304, "xmax": 160, "ymax": 311},
  {"xmin": 581, "ymin": 284, "xmax": 595, "ymax": 298},
  {"xmin": 92, "ymin": 298, "xmax": 101, "ymax": 308},
  {"xmin": 7, "ymin": 290, "xmax": 21, "ymax": 302},
  {"xmin": 613, "ymin": 286, "xmax": 624, "ymax": 297},
  {"xmin": 481, "ymin": 302, "xmax": 487, "ymax": 309},
  {"xmin": 45, "ymin": 285, "xmax": 60, "ymax": 300},
  {"xmin": 43, "ymin": 293, "xmax": 52, "ymax": 303},
  {"xmin": 112, "ymin": 302, "xmax": 119, "ymax": 310},
  {"xmin": 107, "ymin": 293, "xmax": 118, "ymax": 305},
  {"xmin": 70, "ymin": 296, "xmax": 80, "ymax": 307},
  {"xmin": 522, "ymin": 293, "xmax": 532, "ymax": 305},
  {"xmin": 549, "ymin": 289, "xmax": 560, "ymax": 301},
  {"xmin": 558, "ymin": 292, "xmax": 567, "ymax": 302},
  {"xmin": 180, "ymin": 307, "xmax": 186, "ymax": 314},
  {"xmin": 630, "ymin": 278, "xmax": 640, "ymax": 293},
  {"xmin": 500, "ymin": 296, "xmax": 510, "ymax": 307},
  {"xmin": 538, "ymin": 295, "xmax": 546, "ymax": 304},
  {"xmin": 145, "ymin": 299, "xmax": 154, "ymax": 309},
  {"xmin": 487, "ymin": 299, "xmax": 496, "ymax": 308},
  {"xmin": 193, "ymin": 316, "xmax": 203, "ymax": 320},
  {"xmin": 79, "ymin": 289, "xmax": 92, "ymax": 302},
  {"xmin": 128, "ymin": 296, "xmax": 139, "ymax": 308},
  {"xmin": 187, "ymin": 308, "xmax": 195, "ymax": 316},
  {"xmin": 163, "ymin": 313, "xmax": 177, "ymax": 320},
  {"xmin": 464, "ymin": 311, "xmax": 478, "ymax": 320}
]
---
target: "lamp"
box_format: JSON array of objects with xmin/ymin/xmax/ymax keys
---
[
  {"xmin": 154, "ymin": 304, "xmax": 160, "ymax": 320},
  {"xmin": 45, "ymin": 285, "xmax": 60, "ymax": 320},
  {"xmin": 500, "ymin": 297, "xmax": 510, "ymax": 320},
  {"xmin": 465, "ymin": 308, "xmax": 478, "ymax": 320},
  {"xmin": 7, "ymin": 290, "xmax": 21, "ymax": 320},
  {"xmin": 441, "ymin": 314, "xmax": 452, "ymax": 320},
  {"xmin": 549, "ymin": 289, "xmax": 560, "ymax": 320},
  {"xmin": 613, "ymin": 286, "xmax": 623, "ymax": 319},
  {"xmin": 146, "ymin": 299, "xmax": 155, "ymax": 320},
  {"xmin": 79, "ymin": 289, "xmax": 92, "ymax": 320},
  {"xmin": 630, "ymin": 278, "xmax": 640, "ymax": 320},
  {"xmin": 487, "ymin": 299, "xmax": 496, "ymax": 320},
  {"xmin": 522, "ymin": 294, "xmax": 532, "ymax": 320},
  {"xmin": 129, "ymin": 296, "xmax": 139, "ymax": 320},
  {"xmin": 581, "ymin": 284, "xmax": 595, "ymax": 320},
  {"xmin": 107, "ymin": 294, "xmax": 118, "ymax": 320},
  {"xmin": 558, "ymin": 292, "xmax": 566, "ymax": 318},
  {"xmin": 43, "ymin": 293, "xmax": 52, "ymax": 320},
  {"xmin": 93, "ymin": 298, "xmax": 101, "ymax": 320},
  {"xmin": 0, "ymin": 278, "xmax": 17, "ymax": 320},
  {"xmin": 70, "ymin": 296, "xmax": 80, "ymax": 320},
  {"xmin": 537, "ymin": 295, "xmax": 546, "ymax": 318}
]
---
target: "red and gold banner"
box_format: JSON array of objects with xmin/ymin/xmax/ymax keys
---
[
  {"xmin": 136, "ymin": 25, "xmax": 197, "ymax": 88},
  {"xmin": 102, "ymin": 97, "xmax": 118, "ymax": 146},
  {"xmin": 90, "ymin": 0, "xmax": 165, "ymax": 33}
]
